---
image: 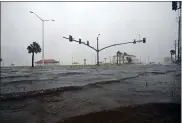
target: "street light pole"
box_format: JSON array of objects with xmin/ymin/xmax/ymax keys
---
[
  {"xmin": 179, "ymin": 7, "xmax": 181, "ymax": 62},
  {"xmin": 30, "ymin": 11, "xmax": 54, "ymax": 66},
  {"xmin": 72, "ymin": 57, "xmax": 74, "ymax": 65},
  {"xmin": 42, "ymin": 21, "xmax": 44, "ymax": 65},
  {"xmin": 172, "ymin": 1, "xmax": 181, "ymax": 62}
]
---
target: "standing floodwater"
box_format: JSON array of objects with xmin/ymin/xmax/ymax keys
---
[{"xmin": 0, "ymin": 64, "xmax": 181, "ymax": 123}]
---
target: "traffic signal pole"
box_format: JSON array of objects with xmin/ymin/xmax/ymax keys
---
[
  {"xmin": 63, "ymin": 36, "xmax": 146, "ymax": 66},
  {"xmin": 97, "ymin": 37, "xmax": 99, "ymax": 66}
]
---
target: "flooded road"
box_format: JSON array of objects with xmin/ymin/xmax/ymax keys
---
[{"xmin": 0, "ymin": 64, "xmax": 181, "ymax": 123}]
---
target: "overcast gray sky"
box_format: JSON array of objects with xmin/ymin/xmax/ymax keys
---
[{"xmin": 1, "ymin": 2, "xmax": 179, "ymax": 66}]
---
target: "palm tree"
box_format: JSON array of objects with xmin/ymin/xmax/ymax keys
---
[
  {"xmin": 116, "ymin": 51, "xmax": 122, "ymax": 64},
  {"xmin": 170, "ymin": 50, "xmax": 175, "ymax": 63},
  {"xmin": 126, "ymin": 57, "xmax": 132, "ymax": 63},
  {"xmin": 27, "ymin": 42, "xmax": 41, "ymax": 67}
]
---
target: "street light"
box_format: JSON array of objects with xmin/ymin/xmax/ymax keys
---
[{"xmin": 30, "ymin": 11, "xmax": 55, "ymax": 66}]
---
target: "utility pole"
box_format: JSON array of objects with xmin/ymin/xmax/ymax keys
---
[
  {"xmin": 172, "ymin": 1, "xmax": 181, "ymax": 62},
  {"xmin": 177, "ymin": 9, "xmax": 181, "ymax": 62},
  {"xmin": 174, "ymin": 40, "xmax": 177, "ymax": 61},
  {"xmin": 179, "ymin": 7, "xmax": 181, "ymax": 62}
]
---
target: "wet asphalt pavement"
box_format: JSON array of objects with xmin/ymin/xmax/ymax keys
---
[{"xmin": 0, "ymin": 64, "xmax": 181, "ymax": 123}]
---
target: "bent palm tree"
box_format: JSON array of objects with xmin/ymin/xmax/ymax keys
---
[
  {"xmin": 170, "ymin": 50, "xmax": 175, "ymax": 63},
  {"xmin": 123, "ymin": 52, "xmax": 128, "ymax": 56},
  {"xmin": 27, "ymin": 42, "xmax": 41, "ymax": 67},
  {"xmin": 126, "ymin": 57, "xmax": 132, "ymax": 63},
  {"xmin": 116, "ymin": 51, "xmax": 122, "ymax": 64}
]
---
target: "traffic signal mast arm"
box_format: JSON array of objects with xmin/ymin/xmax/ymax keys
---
[
  {"xmin": 81, "ymin": 42, "xmax": 97, "ymax": 51},
  {"xmin": 63, "ymin": 36, "xmax": 97, "ymax": 51},
  {"xmin": 63, "ymin": 36, "xmax": 145, "ymax": 52},
  {"xmin": 99, "ymin": 41, "xmax": 132, "ymax": 52},
  {"xmin": 63, "ymin": 35, "xmax": 146, "ymax": 66},
  {"xmin": 99, "ymin": 39, "xmax": 144, "ymax": 51}
]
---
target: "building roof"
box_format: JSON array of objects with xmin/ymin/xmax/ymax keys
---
[
  {"xmin": 126, "ymin": 55, "xmax": 136, "ymax": 57},
  {"xmin": 72, "ymin": 62, "xmax": 79, "ymax": 64},
  {"xmin": 35, "ymin": 59, "xmax": 59, "ymax": 64}
]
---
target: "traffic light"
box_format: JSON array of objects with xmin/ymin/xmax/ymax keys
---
[
  {"xmin": 69, "ymin": 35, "xmax": 73, "ymax": 42},
  {"xmin": 179, "ymin": 1, "xmax": 181, "ymax": 9},
  {"xmin": 133, "ymin": 39, "xmax": 136, "ymax": 44},
  {"xmin": 79, "ymin": 39, "xmax": 81, "ymax": 44},
  {"xmin": 87, "ymin": 41, "xmax": 89, "ymax": 46},
  {"xmin": 143, "ymin": 38, "xmax": 146, "ymax": 43},
  {"xmin": 172, "ymin": 1, "xmax": 178, "ymax": 11}
]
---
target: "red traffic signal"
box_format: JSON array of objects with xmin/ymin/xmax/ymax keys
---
[
  {"xmin": 172, "ymin": 1, "xmax": 178, "ymax": 11},
  {"xmin": 143, "ymin": 38, "xmax": 146, "ymax": 43},
  {"xmin": 69, "ymin": 35, "xmax": 73, "ymax": 42},
  {"xmin": 79, "ymin": 39, "xmax": 81, "ymax": 44}
]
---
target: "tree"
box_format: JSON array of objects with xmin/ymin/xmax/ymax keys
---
[
  {"xmin": 123, "ymin": 52, "xmax": 128, "ymax": 56},
  {"xmin": 116, "ymin": 51, "xmax": 122, "ymax": 64},
  {"xmin": 126, "ymin": 57, "xmax": 132, "ymax": 63},
  {"xmin": 27, "ymin": 42, "xmax": 41, "ymax": 67},
  {"xmin": 170, "ymin": 49, "xmax": 175, "ymax": 63}
]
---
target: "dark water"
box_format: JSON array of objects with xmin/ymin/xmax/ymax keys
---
[{"xmin": 0, "ymin": 64, "xmax": 181, "ymax": 123}]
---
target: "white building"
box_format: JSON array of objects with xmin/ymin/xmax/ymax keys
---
[{"xmin": 112, "ymin": 53, "xmax": 139, "ymax": 64}]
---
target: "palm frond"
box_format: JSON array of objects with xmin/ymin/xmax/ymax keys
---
[
  {"xmin": 27, "ymin": 42, "xmax": 41, "ymax": 54},
  {"xmin": 27, "ymin": 46, "xmax": 33, "ymax": 53},
  {"xmin": 170, "ymin": 50, "xmax": 176, "ymax": 55}
]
